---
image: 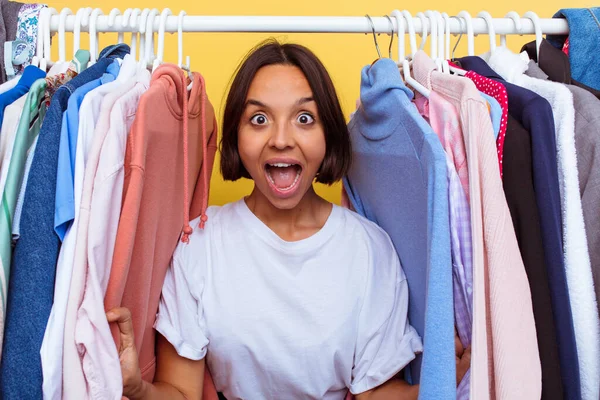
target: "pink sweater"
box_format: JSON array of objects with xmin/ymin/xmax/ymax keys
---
[{"xmin": 103, "ymin": 63, "xmax": 217, "ymax": 383}]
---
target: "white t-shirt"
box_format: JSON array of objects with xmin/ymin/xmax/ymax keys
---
[{"xmin": 155, "ymin": 199, "xmax": 422, "ymax": 399}]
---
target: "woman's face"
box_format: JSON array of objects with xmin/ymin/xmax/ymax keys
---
[{"xmin": 238, "ymin": 64, "xmax": 326, "ymax": 210}]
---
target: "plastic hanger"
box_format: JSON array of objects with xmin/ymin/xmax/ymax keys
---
[
  {"xmin": 108, "ymin": 8, "xmax": 125, "ymax": 44},
  {"xmin": 402, "ymin": 10, "xmax": 418, "ymax": 59},
  {"xmin": 416, "ymin": 12, "xmax": 429, "ymax": 52},
  {"xmin": 177, "ymin": 11, "xmax": 193, "ymax": 91},
  {"xmin": 152, "ymin": 8, "xmax": 171, "ymax": 72},
  {"xmin": 457, "ymin": 11, "xmax": 475, "ymax": 56},
  {"xmin": 523, "ymin": 11, "xmax": 542, "ymax": 62},
  {"xmin": 72, "ymin": 7, "xmax": 92, "ymax": 72},
  {"xmin": 500, "ymin": 11, "xmax": 522, "ymax": 47},
  {"xmin": 441, "ymin": 12, "xmax": 451, "ymax": 72},
  {"xmin": 477, "ymin": 11, "xmax": 497, "ymax": 54},
  {"xmin": 424, "ymin": 11, "xmax": 439, "ymax": 63},
  {"xmin": 126, "ymin": 8, "xmax": 141, "ymax": 60},
  {"xmin": 144, "ymin": 9, "xmax": 160, "ymax": 69},
  {"xmin": 41, "ymin": 7, "xmax": 59, "ymax": 71},
  {"xmin": 57, "ymin": 8, "xmax": 72, "ymax": 63},
  {"xmin": 138, "ymin": 9, "xmax": 151, "ymax": 64},
  {"xmin": 88, "ymin": 8, "xmax": 104, "ymax": 67},
  {"xmin": 392, "ymin": 9, "xmax": 430, "ymax": 97},
  {"xmin": 390, "ymin": 10, "xmax": 405, "ymax": 61}
]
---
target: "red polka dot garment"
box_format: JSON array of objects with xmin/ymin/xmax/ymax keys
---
[{"xmin": 464, "ymin": 71, "xmax": 509, "ymax": 178}]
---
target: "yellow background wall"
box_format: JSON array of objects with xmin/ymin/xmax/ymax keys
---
[{"xmin": 37, "ymin": 0, "xmax": 593, "ymax": 205}]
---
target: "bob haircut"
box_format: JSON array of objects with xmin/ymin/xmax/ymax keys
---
[{"xmin": 220, "ymin": 39, "xmax": 351, "ymax": 185}]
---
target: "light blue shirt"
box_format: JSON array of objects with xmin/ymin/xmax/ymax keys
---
[
  {"xmin": 480, "ymin": 92, "xmax": 502, "ymax": 139},
  {"xmin": 343, "ymin": 59, "xmax": 455, "ymax": 399},
  {"xmin": 54, "ymin": 60, "xmax": 121, "ymax": 240}
]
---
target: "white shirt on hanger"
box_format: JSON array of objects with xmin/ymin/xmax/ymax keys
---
[
  {"xmin": 156, "ymin": 199, "xmax": 423, "ymax": 399},
  {"xmin": 60, "ymin": 60, "xmax": 149, "ymax": 400},
  {"xmin": 40, "ymin": 54, "xmax": 137, "ymax": 400},
  {"xmin": 485, "ymin": 46, "xmax": 600, "ymax": 400}
]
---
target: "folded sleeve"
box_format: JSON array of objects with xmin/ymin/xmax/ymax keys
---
[
  {"xmin": 154, "ymin": 240, "xmax": 209, "ymax": 361},
  {"xmin": 349, "ymin": 234, "xmax": 423, "ymax": 395}
]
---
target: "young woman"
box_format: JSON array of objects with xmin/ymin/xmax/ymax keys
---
[{"xmin": 107, "ymin": 40, "xmax": 468, "ymax": 399}]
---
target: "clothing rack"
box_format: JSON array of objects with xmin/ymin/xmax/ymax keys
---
[{"xmin": 46, "ymin": 13, "xmax": 570, "ymax": 35}]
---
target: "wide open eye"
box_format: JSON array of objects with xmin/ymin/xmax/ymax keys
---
[
  {"xmin": 297, "ymin": 113, "xmax": 314, "ymax": 125},
  {"xmin": 250, "ymin": 114, "xmax": 268, "ymax": 125}
]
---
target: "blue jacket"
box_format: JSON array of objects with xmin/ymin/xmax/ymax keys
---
[
  {"xmin": 548, "ymin": 8, "xmax": 600, "ymax": 91},
  {"xmin": 0, "ymin": 66, "xmax": 46, "ymax": 123},
  {"xmin": 458, "ymin": 56, "xmax": 581, "ymax": 400},
  {"xmin": 343, "ymin": 59, "xmax": 455, "ymax": 400},
  {"xmin": 0, "ymin": 44, "xmax": 129, "ymax": 399}
]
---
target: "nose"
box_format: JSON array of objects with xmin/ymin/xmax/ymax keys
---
[{"xmin": 268, "ymin": 121, "xmax": 295, "ymax": 150}]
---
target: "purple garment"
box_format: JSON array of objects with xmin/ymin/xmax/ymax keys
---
[{"xmin": 416, "ymin": 96, "xmax": 473, "ymax": 399}]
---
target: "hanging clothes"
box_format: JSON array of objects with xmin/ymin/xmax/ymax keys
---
[
  {"xmin": 0, "ymin": 43, "xmax": 129, "ymax": 399},
  {"xmin": 0, "ymin": 76, "xmax": 45, "ymax": 359},
  {"xmin": 414, "ymin": 90, "xmax": 473, "ymax": 399},
  {"xmin": 43, "ymin": 55, "xmax": 134, "ymax": 400},
  {"xmin": 61, "ymin": 59, "xmax": 150, "ymax": 400},
  {"xmin": 343, "ymin": 58, "xmax": 455, "ymax": 400},
  {"xmin": 413, "ymin": 51, "xmax": 541, "ymax": 400},
  {"xmin": 457, "ymin": 55, "xmax": 581, "ymax": 400},
  {"xmin": 101, "ymin": 64, "xmax": 217, "ymax": 387},
  {"xmin": 486, "ymin": 47, "xmax": 600, "ymax": 400},
  {"xmin": 523, "ymin": 41, "xmax": 600, "ymax": 317}
]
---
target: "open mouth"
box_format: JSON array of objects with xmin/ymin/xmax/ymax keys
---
[{"xmin": 265, "ymin": 162, "xmax": 303, "ymax": 192}]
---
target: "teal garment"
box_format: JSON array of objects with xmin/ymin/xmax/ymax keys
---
[
  {"xmin": 0, "ymin": 78, "xmax": 47, "ymax": 316},
  {"xmin": 480, "ymin": 92, "xmax": 502, "ymax": 139}
]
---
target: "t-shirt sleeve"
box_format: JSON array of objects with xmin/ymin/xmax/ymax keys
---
[
  {"xmin": 349, "ymin": 233, "xmax": 423, "ymax": 395},
  {"xmin": 154, "ymin": 238, "xmax": 209, "ymax": 361}
]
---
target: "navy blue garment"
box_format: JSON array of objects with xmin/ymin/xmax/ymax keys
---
[
  {"xmin": 0, "ymin": 44, "xmax": 129, "ymax": 399},
  {"xmin": 0, "ymin": 65, "xmax": 46, "ymax": 123},
  {"xmin": 458, "ymin": 56, "xmax": 581, "ymax": 400},
  {"xmin": 547, "ymin": 8, "xmax": 600, "ymax": 91}
]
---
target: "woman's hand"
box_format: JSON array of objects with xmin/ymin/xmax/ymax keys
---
[
  {"xmin": 455, "ymin": 330, "xmax": 471, "ymax": 385},
  {"xmin": 106, "ymin": 307, "xmax": 145, "ymax": 399}
]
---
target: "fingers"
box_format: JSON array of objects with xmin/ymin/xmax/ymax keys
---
[{"xmin": 106, "ymin": 307, "xmax": 136, "ymax": 350}]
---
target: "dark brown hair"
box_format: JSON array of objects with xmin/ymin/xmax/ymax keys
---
[{"xmin": 220, "ymin": 39, "xmax": 351, "ymax": 185}]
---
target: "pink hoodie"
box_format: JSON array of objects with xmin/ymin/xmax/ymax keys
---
[{"xmin": 104, "ymin": 63, "xmax": 217, "ymax": 383}]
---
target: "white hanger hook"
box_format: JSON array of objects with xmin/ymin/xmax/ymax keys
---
[
  {"xmin": 177, "ymin": 10, "xmax": 187, "ymax": 68},
  {"xmin": 416, "ymin": 12, "xmax": 428, "ymax": 52},
  {"xmin": 390, "ymin": 10, "xmax": 405, "ymax": 62},
  {"xmin": 401, "ymin": 10, "xmax": 417, "ymax": 58},
  {"xmin": 58, "ymin": 8, "xmax": 72, "ymax": 62},
  {"xmin": 442, "ymin": 13, "xmax": 451, "ymax": 59},
  {"xmin": 145, "ymin": 9, "xmax": 160, "ymax": 67},
  {"xmin": 73, "ymin": 7, "xmax": 92, "ymax": 56},
  {"xmin": 433, "ymin": 11, "xmax": 445, "ymax": 62},
  {"xmin": 128, "ymin": 8, "xmax": 141, "ymax": 59},
  {"xmin": 108, "ymin": 8, "xmax": 124, "ymax": 43},
  {"xmin": 477, "ymin": 11, "xmax": 497, "ymax": 53},
  {"xmin": 138, "ymin": 9, "xmax": 151, "ymax": 63},
  {"xmin": 424, "ymin": 11, "xmax": 438, "ymax": 59},
  {"xmin": 89, "ymin": 8, "xmax": 104, "ymax": 64},
  {"xmin": 500, "ymin": 11, "xmax": 522, "ymax": 46},
  {"xmin": 43, "ymin": 8, "xmax": 59, "ymax": 66},
  {"xmin": 523, "ymin": 11, "xmax": 542, "ymax": 61},
  {"xmin": 457, "ymin": 11, "xmax": 474, "ymax": 55},
  {"xmin": 157, "ymin": 9, "xmax": 172, "ymax": 63}
]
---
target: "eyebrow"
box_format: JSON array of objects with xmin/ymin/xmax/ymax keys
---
[{"xmin": 244, "ymin": 96, "xmax": 315, "ymax": 109}]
